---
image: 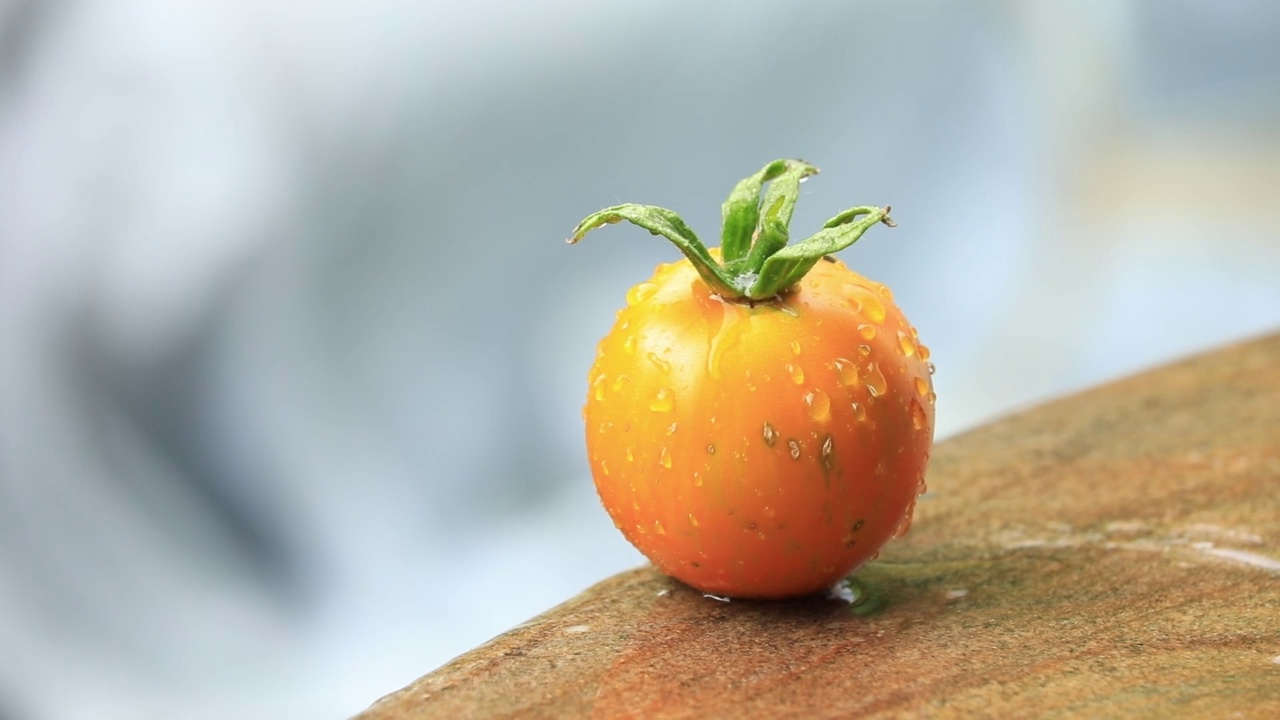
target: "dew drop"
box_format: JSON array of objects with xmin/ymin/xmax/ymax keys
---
[
  {"xmin": 850, "ymin": 402, "xmax": 867, "ymax": 422},
  {"xmin": 706, "ymin": 444, "xmax": 717, "ymax": 455},
  {"xmin": 762, "ymin": 422, "xmax": 779, "ymax": 447},
  {"xmin": 918, "ymin": 344, "xmax": 931, "ymax": 361},
  {"xmin": 647, "ymin": 352, "xmax": 672, "ymax": 375},
  {"xmin": 659, "ymin": 446, "xmax": 673, "ymax": 469},
  {"xmin": 927, "ymin": 361, "xmax": 937, "ymax": 375},
  {"xmin": 649, "ymin": 388, "xmax": 675, "ymax": 412},
  {"xmin": 910, "ymin": 397, "xmax": 928, "ymax": 431},
  {"xmin": 914, "ymin": 376, "xmax": 929, "ymax": 396},
  {"xmin": 788, "ymin": 439, "xmax": 801, "ymax": 460},
  {"xmin": 897, "ymin": 331, "xmax": 916, "ymax": 357},
  {"xmin": 666, "ymin": 422, "xmax": 679, "ymax": 435},
  {"xmin": 833, "ymin": 358, "xmax": 858, "ymax": 386},
  {"xmin": 763, "ymin": 506, "xmax": 777, "ymax": 518},
  {"xmin": 757, "ymin": 531, "xmax": 767, "ymax": 540},
  {"xmin": 845, "ymin": 286, "xmax": 887, "ymax": 323},
  {"xmin": 875, "ymin": 282, "xmax": 895, "ymax": 301},
  {"xmin": 787, "ymin": 364, "xmax": 805, "ymax": 385},
  {"xmin": 863, "ymin": 363, "xmax": 888, "ymax": 399},
  {"xmin": 634, "ymin": 523, "xmax": 646, "ymax": 535},
  {"xmin": 622, "ymin": 335, "xmax": 637, "ymax": 355},
  {"xmin": 858, "ymin": 344, "xmax": 872, "ymax": 357},
  {"xmin": 611, "ymin": 375, "xmax": 632, "ymax": 392},
  {"xmin": 688, "ymin": 513, "xmax": 699, "ymax": 527},
  {"xmin": 625, "ymin": 447, "xmax": 635, "ymax": 463},
  {"xmin": 592, "ymin": 375, "xmax": 607, "ymax": 401},
  {"xmin": 626, "ymin": 282, "xmax": 658, "ymax": 306},
  {"xmin": 654, "ymin": 520, "xmax": 666, "ymax": 535},
  {"xmin": 600, "ymin": 460, "xmax": 610, "ymax": 476},
  {"xmin": 821, "ymin": 435, "xmax": 834, "ymax": 462},
  {"xmin": 693, "ymin": 472, "xmax": 704, "ymax": 487},
  {"xmin": 805, "ymin": 389, "xmax": 832, "ymax": 422},
  {"xmin": 857, "ymin": 324, "xmax": 876, "ymax": 341},
  {"xmin": 790, "ymin": 340, "xmax": 802, "ymax": 355}
]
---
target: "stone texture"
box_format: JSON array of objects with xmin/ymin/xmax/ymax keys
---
[{"xmin": 358, "ymin": 334, "xmax": 1280, "ymax": 719}]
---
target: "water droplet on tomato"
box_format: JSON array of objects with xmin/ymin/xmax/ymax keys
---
[
  {"xmin": 600, "ymin": 460, "xmax": 610, "ymax": 476},
  {"xmin": 622, "ymin": 335, "xmax": 637, "ymax": 355},
  {"xmin": 833, "ymin": 358, "xmax": 857, "ymax": 386},
  {"xmin": 666, "ymin": 422, "xmax": 678, "ymax": 435},
  {"xmin": 611, "ymin": 375, "xmax": 632, "ymax": 392},
  {"xmin": 693, "ymin": 472, "xmax": 704, "ymax": 487},
  {"xmin": 857, "ymin": 324, "xmax": 876, "ymax": 341},
  {"xmin": 914, "ymin": 376, "xmax": 929, "ymax": 396},
  {"xmin": 927, "ymin": 361, "xmax": 936, "ymax": 375},
  {"xmin": 626, "ymin": 282, "xmax": 658, "ymax": 306},
  {"xmin": 918, "ymin": 343, "xmax": 931, "ymax": 361},
  {"xmin": 858, "ymin": 344, "xmax": 872, "ymax": 357},
  {"xmin": 845, "ymin": 286, "xmax": 886, "ymax": 323},
  {"xmin": 863, "ymin": 363, "xmax": 887, "ymax": 399},
  {"xmin": 788, "ymin": 364, "xmax": 805, "ymax": 385},
  {"xmin": 654, "ymin": 520, "xmax": 666, "ymax": 535},
  {"xmin": 706, "ymin": 444, "xmax": 716, "ymax": 455},
  {"xmin": 851, "ymin": 402, "xmax": 866, "ymax": 422},
  {"xmin": 706, "ymin": 301, "xmax": 745, "ymax": 380},
  {"xmin": 910, "ymin": 396, "xmax": 927, "ymax": 431},
  {"xmin": 790, "ymin": 340, "xmax": 802, "ymax": 355},
  {"xmin": 688, "ymin": 513, "xmax": 699, "ymax": 527},
  {"xmin": 650, "ymin": 388, "xmax": 675, "ymax": 412},
  {"xmin": 592, "ymin": 375, "xmax": 607, "ymax": 401},
  {"xmin": 874, "ymin": 282, "xmax": 895, "ymax": 301},
  {"xmin": 659, "ymin": 446, "xmax": 673, "ymax": 469},
  {"xmin": 805, "ymin": 389, "xmax": 832, "ymax": 422},
  {"xmin": 763, "ymin": 506, "xmax": 777, "ymax": 518},
  {"xmin": 788, "ymin": 439, "xmax": 801, "ymax": 460},
  {"xmin": 757, "ymin": 531, "xmax": 768, "ymax": 540},
  {"xmin": 897, "ymin": 331, "xmax": 916, "ymax": 357},
  {"xmin": 762, "ymin": 422, "xmax": 779, "ymax": 447},
  {"xmin": 625, "ymin": 447, "xmax": 635, "ymax": 462}
]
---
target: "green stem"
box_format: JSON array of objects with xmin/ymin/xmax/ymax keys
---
[{"xmin": 568, "ymin": 161, "xmax": 893, "ymax": 304}]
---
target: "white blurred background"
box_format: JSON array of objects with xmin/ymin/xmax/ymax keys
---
[{"xmin": 1, "ymin": 1, "xmax": 1277, "ymax": 717}]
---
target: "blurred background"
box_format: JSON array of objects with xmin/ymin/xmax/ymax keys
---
[{"xmin": 1, "ymin": 0, "xmax": 1278, "ymax": 717}]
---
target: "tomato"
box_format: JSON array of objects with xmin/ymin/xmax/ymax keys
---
[{"xmin": 571, "ymin": 160, "xmax": 935, "ymax": 599}]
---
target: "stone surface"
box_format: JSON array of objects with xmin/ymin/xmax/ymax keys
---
[{"xmin": 359, "ymin": 334, "xmax": 1280, "ymax": 719}]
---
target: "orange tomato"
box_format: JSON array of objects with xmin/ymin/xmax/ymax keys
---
[{"xmin": 573, "ymin": 160, "xmax": 935, "ymax": 599}]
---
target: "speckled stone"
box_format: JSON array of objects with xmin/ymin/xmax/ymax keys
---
[{"xmin": 358, "ymin": 334, "xmax": 1280, "ymax": 719}]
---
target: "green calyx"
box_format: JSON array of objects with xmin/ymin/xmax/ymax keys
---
[{"xmin": 567, "ymin": 159, "xmax": 895, "ymax": 302}]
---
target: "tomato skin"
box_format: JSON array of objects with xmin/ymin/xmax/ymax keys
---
[{"xmin": 584, "ymin": 254, "xmax": 935, "ymax": 599}]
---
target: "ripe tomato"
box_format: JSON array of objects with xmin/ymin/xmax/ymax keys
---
[{"xmin": 571, "ymin": 160, "xmax": 935, "ymax": 599}]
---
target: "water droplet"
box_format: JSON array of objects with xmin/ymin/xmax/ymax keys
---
[
  {"xmin": 647, "ymin": 352, "xmax": 672, "ymax": 374},
  {"xmin": 598, "ymin": 421, "xmax": 614, "ymax": 434},
  {"xmin": 910, "ymin": 397, "xmax": 928, "ymax": 431},
  {"xmin": 833, "ymin": 357, "xmax": 857, "ymax": 386},
  {"xmin": 845, "ymin": 286, "xmax": 886, "ymax": 323},
  {"xmin": 688, "ymin": 513, "xmax": 699, "ymax": 527},
  {"xmin": 914, "ymin": 376, "xmax": 929, "ymax": 396},
  {"xmin": 654, "ymin": 520, "xmax": 666, "ymax": 535},
  {"xmin": 622, "ymin": 335, "xmax": 637, "ymax": 355},
  {"xmin": 857, "ymin": 324, "xmax": 876, "ymax": 341},
  {"xmin": 858, "ymin": 344, "xmax": 872, "ymax": 357},
  {"xmin": 626, "ymin": 282, "xmax": 658, "ymax": 306},
  {"xmin": 659, "ymin": 446, "xmax": 673, "ymax": 469},
  {"xmin": 918, "ymin": 344, "xmax": 931, "ymax": 361},
  {"xmin": 790, "ymin": 340, "xmax": 802, "ymax": 355},
  {"xmin": 611, "ymin": 375, "xmax": 632, "ymax": 392},
  {"xmin": 863, "ymin": 363, "xmax": 888, "ymax": 399},
  {"xmin": 706, "ymin": 444, "xmax": 716, "ymax": 455},
  {"xmin": 592, "ymin": 375, "xmax": 607, "ymax": 401},
  {"xmin": 762, "ymin": 422, "xmax": 779, "ymax": 447},
  {"xmin": 897, "ymin": 331, "xmax": 916, "ymax": 357},
  {"xmin": 763, "ymin": 506, "xmax": 776, "ymax": 518},
  {"xmin": 788, "ymin": 439, "xmax": 801, "ymax": 460},
  {"xmin": 600, "ymin": 460, "xmax": 610, "ymax": 476},
  {"xmin": 649, "ymin": 388, "xmax": 674, "ymax": 412},
  {"xmin": 853, "ymin": 519, "xmax": 865, "ymax": 531},
  {"xmin": 805, "ymin": 389, "xmax": 832, "ymax": 422},
  {"xmin": 706, "ymin": 302, "xmax": 744, "ymax": 381},
  {"xmin": 693, "ymin": 472, "xmax": 704, "ymax": 487},
  {"xmin": 787, "ymin": 364, "xmax": 805, "ymax": 385},
  {"xmin": 757, "ymin": 531, "xmax": 767, "ymax": 540},
  {"xmin": 666, "ymin": 422, "xmax": 678, "ymax": 435},
  {"xmin": 850, "ymin": 402, "xmax": 866, "ymax": 422},
  {"xmin": 625, "ymin": 447, "xmax": 635, "ymax": 463},
  {"xmin": 927, "ymin": 361, "xmax": 937, "ymax": 376},
  {"xmin": 634, "ymin": 523, "xmax": 646, "ymax": 535},
  {"xmin": 874, "ymin": 282, "xmax": 895, "ymax": 301}
]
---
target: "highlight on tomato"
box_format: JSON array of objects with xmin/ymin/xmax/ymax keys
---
[{"xmin": 570, "ymin": 159, "xmax": 935, "ymax": 599}]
